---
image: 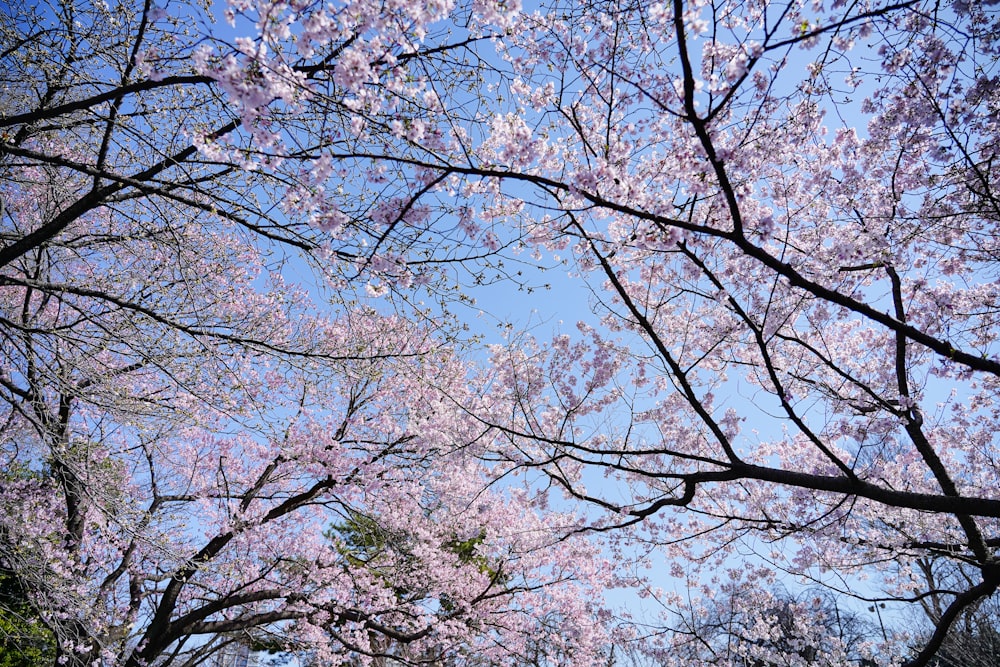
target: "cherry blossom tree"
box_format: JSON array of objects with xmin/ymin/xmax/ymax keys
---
[
  {"xmin": 906, "ymin": 556, "xmax": 1000, "ymax": 666},
  {"xmin": 0, "ymin": 2, "xmax": 613, "ymax": 666},
  {"xmin": 0, "ymin": 154, "xmax": 611, "ymax": 666},
  {"xmin": 659, "ymin": 581, "xmax": 877, "ymax": 665},
  {"xmin": 461, "ymin": 1, "xmax": 998, "ymax": 663},
  {"xmin": 6, "ymin": 0, "xmax": 1000, "ymax": 665},
  {"xmin": 168, "ymin": 0, "xmax": 1000, "ymax": 664},
  {"xmin": 0, "ymin": 169, "xmax": 611, "ymax": 667}
]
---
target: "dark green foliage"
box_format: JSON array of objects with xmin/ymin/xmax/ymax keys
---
[
  {"xmin": 0, "ymin": 566, "xmax": 56, "ymax": 667},
  {"xmin": 330, "ymin": 511, "xmax": 501, "ymax": 580}
]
